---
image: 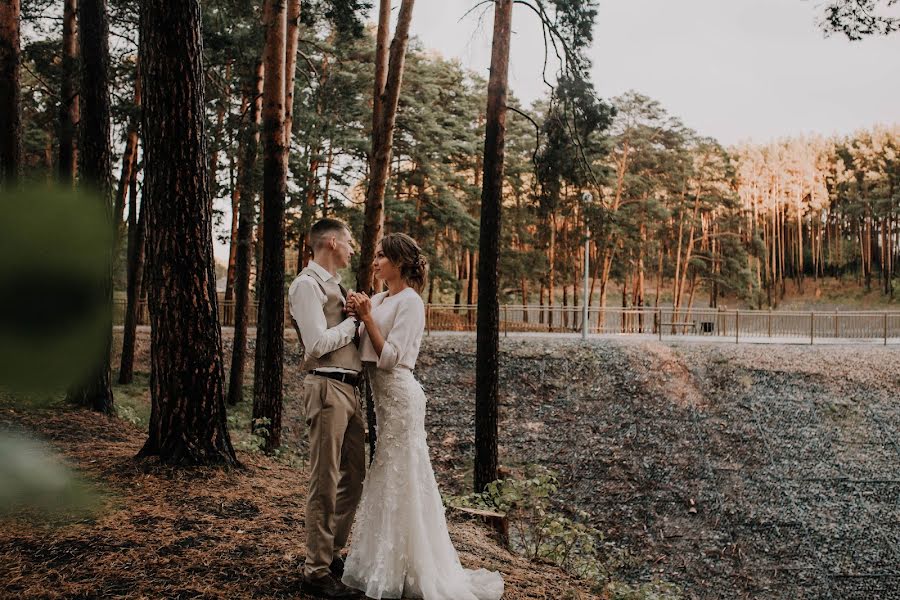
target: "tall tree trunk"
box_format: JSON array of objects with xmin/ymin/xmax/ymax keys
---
[
  {"xmin": 119, "ymin": 165, "xmax": 146, "ymax": 384},
  {"xmin": 138, "ymin": 0, "xmax": 237, "ymax": 466},
  {"xmin": 0, "ymin": 0, "xmax": 21, "ymax": 185},
  {"xmin": 227, "ymin": 59, "xmax": 264, "ymax": 407},
  {"xmin": 356, "ymin": 0, "xmax": 415, "ymax": 294},
  {"xmin": 474, "ymin": 0, "xmax": 511, "ymax": 493},
  {"xmin": 66, "ymin": 0, "xmax": 113, "ymax": 415},
  {"xmin": 252, "ymin": 0, "xmax": 289, "ymax": 452},
  {"xmin": 58, "ymin": 0, "xmax": 79, "ymax": 182}
]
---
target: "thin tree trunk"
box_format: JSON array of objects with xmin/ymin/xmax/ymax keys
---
[
  {"xmin": 224, "ymin": 92, "xmax": 249, "ymax": 308},
  {"xmin": 119, "ymin": 165, "xmax": 146, "ymax": 384},
  {"xmin": 58, "ymin": 0, "xmax": 79, "ymax": 182},
  {"xmin": 322, "ymin": 143, "xmax": 333, "ymax": 216},
  {"xmin": 113, "ymin": 64, "xmax": 141, "ymax": 248},
  {"xmin": 356, "ymin": 0, "xmax": 415, "ymax": 294},
  {"xmin": 547, "ymin": 212, "xmax": 556, "ymax": 330},
  {"xmin": 474, "ymin": 0, "xmax": 511, "ymax": 494},
  {"xmin": 283, "ymin": 0, "xmax": 300, "ymax": 153},
  {"xmin": 227, "ymin": 58, "xmax": 264, "ymax": 408},
  {"xmin": 138, "ymin": 0, "xmax": 237, "ymax": 465}
]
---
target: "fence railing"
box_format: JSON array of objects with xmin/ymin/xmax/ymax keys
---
[{"xmin": 114, "ymin": 300, "xmax": 900, "ymax": 344}]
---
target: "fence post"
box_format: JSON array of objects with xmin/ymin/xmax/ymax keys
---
[
  {"xmin": 767, "ymin": 309, "xmax": 772, "ymax": 338},
  {"xmin": 503, "ymin": 305, "xmax": 508, "ymax": 338},
  {"xmin": 735, "ymin": 310, "xmax": 740, "ymax": 344},
  {"xmin": 657, "ymin": 308, "xmax": 662, "ymax": 341},
  {"xmin": 426, "ymin": 304, "xmax": 431, "ymax": 337},
  {"xmin": 834, "ymin": 310, "xmax": 839, "ymax": 339},
  {"xmin": 810, "ymin": 311, "xmax": 815, "ymax": 345},
  {"xmin": 885, "ymin": 313, "xmax": 889, "ymax": 346}
]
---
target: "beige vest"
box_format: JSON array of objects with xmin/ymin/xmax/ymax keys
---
[{"xmin": 299, "ymin": 268, "xmax": 362, "ymax": 373}]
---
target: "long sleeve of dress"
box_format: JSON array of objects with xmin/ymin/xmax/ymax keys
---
[{"xmin": 375, "ymin": 295, "xmax": 425, "ymax": 370}]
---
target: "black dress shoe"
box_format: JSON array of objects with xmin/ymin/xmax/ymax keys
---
[
  {"xmin": 302, "ymin": 573, "xmax": 357, "ymax": 598},
  {"xmin": 329, "ymin": 556, "xmax": 345, "ymax": 577}
]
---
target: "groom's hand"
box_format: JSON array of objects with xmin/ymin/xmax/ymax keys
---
[{"xmin": 351, "ymin": 293, "xmax": 372, "ymax": 319}]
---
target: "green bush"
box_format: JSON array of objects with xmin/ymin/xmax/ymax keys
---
[{"xmin": 445, "ymin": 466, "xmax": 681, "ymax": 599}]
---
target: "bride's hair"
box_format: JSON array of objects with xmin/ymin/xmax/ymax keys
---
[{"xmin": 380, "ymin": 233, "xmax": 429, "ymax": 293}]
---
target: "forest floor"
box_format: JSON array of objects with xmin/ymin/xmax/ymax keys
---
[
  {"xmin": 0, "ymin": 335, "xmax": 595, "ymax": 599},
  {"xmin": 2, "ymin": 330, "xmax": 899, "ymax": 599}
]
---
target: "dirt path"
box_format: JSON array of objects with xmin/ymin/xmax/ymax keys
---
[{"xmin": 0, "ymin": 404, "xmax": 596, "ymax": 599}]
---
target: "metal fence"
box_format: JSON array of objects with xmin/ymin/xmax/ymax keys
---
[{"xmin": 114, "ymin": 300, "xmax": 900, "ymax": 344}]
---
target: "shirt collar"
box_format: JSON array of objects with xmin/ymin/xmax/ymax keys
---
[{"xmin": 308, "ymin": 260, "xmax": 341, "ymax": 284}]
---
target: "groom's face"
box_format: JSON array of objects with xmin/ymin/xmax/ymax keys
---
[{"xmin": 333, "ymin": 228, "xmax": 355, "ymax": 269}]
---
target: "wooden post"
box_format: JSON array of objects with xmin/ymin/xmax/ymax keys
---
[
  {"xmin": 885, "ymin": 312, "xmax": 889, "ymax": 346},
  {"xmin": 657, "ymin": 308, "xmax": 662, "ymax": 341},
  {"xmin": 834, "ymin": 310, "xmax": 838, "ymax": 339},
  {"xmin": 503, "ymin": 304, "xmax": 508, "ymax": 338},
  {"xmin": 735, "ymin": 310, "xmax": 740, "ymax": 344},
  {"xmin": 810, "ymin": 311, "xmax": 815, "ymax": 345},
  {"xmin": 767, "ymin": 309, "xmax": 772, "ymax": 338},
  {"xmin": 426, "ymin": 304, "xmax": 431, "ymax": 336}
]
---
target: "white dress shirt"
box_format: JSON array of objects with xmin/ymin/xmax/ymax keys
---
[
  {"xmin": 359, "ymin": 287, "xmax": 426, "ymax": 371},
  {"xmin": 288, "ymin": 260, "xmax": 359, "ymax": 374}
]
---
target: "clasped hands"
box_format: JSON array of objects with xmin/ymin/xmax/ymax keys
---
[{"xmin": 345, "ymin": 291, "xmax": 371, "ymax": 321}]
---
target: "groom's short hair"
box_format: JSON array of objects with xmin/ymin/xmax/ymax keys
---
[{"xmin": 310, "ymin": 218, "xmax": 351, "ymax": 252}]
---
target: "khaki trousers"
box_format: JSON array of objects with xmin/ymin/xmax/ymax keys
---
[{"xmin": 303, "ymin": 374, "xmax": 365, "ymax": 579}]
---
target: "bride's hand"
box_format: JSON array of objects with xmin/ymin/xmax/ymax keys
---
[{"xmin": 352, "ymin": 293, "xmax": 372, "ymax": 319}]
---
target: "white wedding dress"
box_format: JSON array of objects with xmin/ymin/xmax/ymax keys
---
[{"xmin": 342, "ymin": 288, "xmax": 504, "ymax": 600}]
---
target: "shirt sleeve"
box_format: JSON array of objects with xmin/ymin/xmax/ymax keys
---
[
  {"xmin": 376, "ymin": 294, "xmax": 426, "ymax": 370},
  {"xmin": 289, "ymin": 277, "xmax": 357, "ymax": 360}
]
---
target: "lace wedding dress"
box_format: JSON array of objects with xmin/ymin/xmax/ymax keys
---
[{"xmin": 341, "ymin": 289, "xmax": 503, "ymax": 600}]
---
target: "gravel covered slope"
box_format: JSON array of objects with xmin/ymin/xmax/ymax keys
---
[{"xmin": 415, "ymin": 335, "xmax": 900, "ymax": 600}]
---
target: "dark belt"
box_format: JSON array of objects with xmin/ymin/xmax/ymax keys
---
[{"xmin": 308, "ymin": 370, "xmax": 361, "ymax": 386}]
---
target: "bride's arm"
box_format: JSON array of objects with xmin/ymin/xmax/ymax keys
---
[{"xmin": 372, "ymin": 296, "xmax": 424, "ymax": 370}]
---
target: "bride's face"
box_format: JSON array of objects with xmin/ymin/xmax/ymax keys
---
[{"xmin": 372, "ymin": 243, "xmax": 401, "ymax": 283}]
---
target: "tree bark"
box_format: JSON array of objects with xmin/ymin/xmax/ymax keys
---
[
  {"xmin": 58, "ymin": 0, "xmax": 79, "ymax": 182},
  {"xmin": 138, "ymin": 0, "xmax": 237, "ymax": 466},
  {"xmin": 66, "ymin": 0, "xmax": 114, "ymax": 415},
  {"xmin": 474, "ymin": 0, "xmax": 511, "ymax": 493},
  {"xmin": 252, "ymin": 0, "xmax": 289, "ymax": 452},
  {"xmin": 0, "ymin": 0, "xmax": 21, "ymax": 186},
  {"xmin": 227, "ymin": 59, "xmax": 264, "ymax": 407}
]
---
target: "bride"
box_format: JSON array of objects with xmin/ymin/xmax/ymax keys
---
[{"xmin": 343, "ymin": 233, "xmax": 504, "ymax": 600}]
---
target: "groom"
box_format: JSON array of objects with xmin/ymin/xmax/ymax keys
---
[{"xmin": 289, "ymin": 218, "xmax": 365, "ymax": 598}]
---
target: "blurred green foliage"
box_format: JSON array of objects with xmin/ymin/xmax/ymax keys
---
[{"xmin": 0, "ymin": 186, "xmax": 112, "ymax": 395}]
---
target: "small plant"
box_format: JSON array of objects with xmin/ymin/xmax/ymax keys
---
[
  {"xmin": 115, "ymin": 403, "xmax": 143, "ymax": 427},
  {"xmin": 445, "ymin": 465, "xmax": 681, "ymax": 599},
  {"xmin": 237, "ymin": 417, "xmax": 271, "ymax": 453}
]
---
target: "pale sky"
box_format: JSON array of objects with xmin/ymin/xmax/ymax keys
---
[
  {"xmin": 214, "ymin": 0, "xmax": 900, "ymax": 263},
  {"xmin": 403, "ymin": 0, "xmax": 900, "ymax": 146}
]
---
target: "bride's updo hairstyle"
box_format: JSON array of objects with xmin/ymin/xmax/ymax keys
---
[{"xmin": 380, "ymin": 233, "xmax": 429, "ymax": 293}]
